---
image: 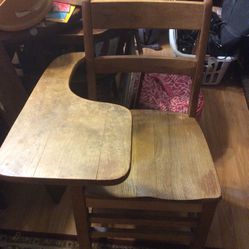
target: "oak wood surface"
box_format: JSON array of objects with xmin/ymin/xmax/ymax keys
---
[
  {"xmin": 0, "ymin": 86, "xmax": 247, "ymax": 249},
  {"xmin": 89, "ymin": 213, "xmax": 198, "ymax": 227},
  {"xmin": 0, "ymin": 0, "xmax": 219, "ymax": 247},
  {"xmin": 83, "ymin": 0, "xmax": 212, "ymax": 116},
  {"xmin": 81, "ymin": 0, "xmax": 219, "ymax": 247},
  {"xmin": 201, "ymin": 86, "xmax": 249, "ymax": 249},
  {"xmin": 91, "ymin": 0, "xmax": 204, "ymax": 30},
  {"xmin": 86, "ymin": 198, "xmax": 203, "ymax": 212},
  {"xmin": 0, "ymin": 52, "xmax": 131, "ymax": 185},
  {"xmin": 70, "ymin": 186, "xmax": 91, "ymax": 249},
  {"xmin": 87, "ymin": 110, "xmax": 221, "ymax": 200},
  {"xmin": 94, "ymin": 55, "xmax": 197, "ymax": 75},
  {"xmin": 189, "ymin": 0, "xmax": 212, "ymax": 116},
  {"xmin": 82, "ymin": 0, "xmax": 97, "ymax": 99}
]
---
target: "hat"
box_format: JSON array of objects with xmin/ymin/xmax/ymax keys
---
[{"xmin": 0, "ymin": 0, "xmax": 52, "ymax": 31}]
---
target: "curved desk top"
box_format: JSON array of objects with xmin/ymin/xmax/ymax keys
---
[{"xmin": 0, "ymin": 52, "xmax": 132, "ymax": 185}]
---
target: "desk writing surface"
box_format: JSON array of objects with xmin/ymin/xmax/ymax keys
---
[{"xmin": 0, "ymin": 52, "xmax": 132, "ymax": 185}]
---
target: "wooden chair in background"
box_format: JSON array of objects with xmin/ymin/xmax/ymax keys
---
[{"xmin": 80, "ymin": 0, "xmax": 221, "ymax": 248}]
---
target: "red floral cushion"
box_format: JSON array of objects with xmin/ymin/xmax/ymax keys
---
[{"xmin": 136, "ymin": 73, "xmax": 204, "ymax": 115}]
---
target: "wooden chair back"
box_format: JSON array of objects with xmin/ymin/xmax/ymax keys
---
[{"xmin": 82, "ymin": 0, "xmax": 212, "ymax": 116}]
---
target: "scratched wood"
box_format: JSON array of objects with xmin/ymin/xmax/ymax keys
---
[
  {"xmin": 0, "ymin": 52, "xmax": 132, "ymax": 185},
  {"xmin": 87, "ymin": 110, "xmax": 221, "ymax": 200}
]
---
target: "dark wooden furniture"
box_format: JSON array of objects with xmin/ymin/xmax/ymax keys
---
[{"xmin": 0, "ymin": 42, "xmax": 27, "ymax": 128}]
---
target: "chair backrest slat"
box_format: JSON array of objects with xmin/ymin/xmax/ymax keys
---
[
  {"xmin": 82, "ymin": 0, "xmax": 212, "ymax": 117},
  {"xmin": 91, "ymin": 0, "xmax": 204, "ymax": 30},
  {"xmin": 95, "ymin": 56, "xmax": 197, "ymax": 76}
]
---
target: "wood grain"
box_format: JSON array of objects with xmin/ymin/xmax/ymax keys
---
[
  {"xmin": 70, "ymin": 186, "xmax": 91, "ymax": 249},
  {"xmin": 0, "ymin": 52, "xmax": 132, "ymax": 185},
  {"xmin": 82, "ymin": 1, "xmax": 219, "ymax": 247},
  {"xmin": 83, "ymin": 0, "xmax": 211, "ymax": 116},
  {"xmin": 91, "ymin": 0, "xmax": 204, "ymax": 30},
  {"xmin": 0, "ymin": 86, "xmax": 246, "ymax": 249},
  {"xmin": 86, "ymin": 198, "xmax": 203, "ymax": 212},
  {"xmin": 94, "ymin": 55, "xmax": 197, "ymax": 75},
  {"xmin": 89, "ymin": 213, "xmax": 198, "ymax": 227},
  {"xmin": 87, "ymin": 110, "xmax": 221, "ymax": 200},
  {"xmin": 82, "ymin": 0, "xmax": 97, "ymax": 100},
  {"xmin": 189, "ymin": 0, "xmax": 212, "ymax": 117},
  {"xmin": 201, "ymin": 86, "xmax": 249, "ymax": 249}
]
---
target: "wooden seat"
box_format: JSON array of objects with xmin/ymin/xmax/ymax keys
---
[
  {"xmin": 80, "ymin": 0, "xmax": 221, "ymax": 248},
  {"xmin": 87, "ymin": 110, "xmax": 220, "ymax": 200},
  {"xmin": 85, "ymin": 112, "xmax": 221, "ymax": 248}
]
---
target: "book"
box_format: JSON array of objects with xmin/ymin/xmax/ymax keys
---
[
  {"xmin": 46, "ymin": 3, "xmax": 75, "ymax": 23},
  {"xmin": 51, "ymin": 1, "xmax": 71, "ymax": 12}
]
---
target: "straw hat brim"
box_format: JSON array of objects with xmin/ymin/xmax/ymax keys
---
[{"xmin": 0, "ymin": 0, "xmax": 52, "ymax": 32}]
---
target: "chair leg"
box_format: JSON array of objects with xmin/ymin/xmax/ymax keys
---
[
  {"xmin": 70, "ymin": 186, "xmax": 92, "ymax": 249},
  {"xmin": 190, "ymin": 200, "xmax": 218, "ymax": 249}
]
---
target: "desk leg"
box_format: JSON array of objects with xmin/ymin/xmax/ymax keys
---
[
  {"xmin": 0, "ymin": 42, "xmax": 27, "ymax": 127},
  {"xmin": 70, "ymin": 186, "xmax": 91, "ymax": 249}
]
